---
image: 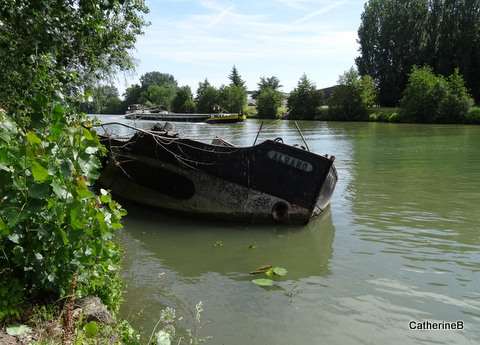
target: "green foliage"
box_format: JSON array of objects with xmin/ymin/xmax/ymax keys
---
[
  {"xmin": 80, "ymin": 85, "xmax": 123, "ymax": 115},
  {"xmin": 250, "ymin": 265, "xmax": 288, "ymax": 287},
  {"xmin": 219, "ymin": 85, "xmax": 247, "ymax": 114},
  {"xmin": 172, "ymin": 86, "xmax": 196, "ymax": 113},
  {"xmin": 0, "ymin": 278, "xmax": 24, "ymax": 320},
  {"xmin": 72, "ymin": 319, "xmax": 141, "ymax": 345},
  {"xmin": 0, "ymin": 102, "xmax": 126, "ymax": 316},
  {"xmin": 146, "ymin": 84, "xmax": 177, "ymax": 111},
  {"xmin": 228, "ymin": 66, "xmax": 246, "ymax": 88},
  {"xmin": 0, "ymin": 0, "xmax": 147, "ymax": 322},
  {"xmin": 123, "ymin": 72, "xmax": 178, "ymax": 110},
  {"xmin": 0, "ymin": 0, "xmax": 148, "ymax": 107},
  {"xmin": 141, "ymin": 72, "xmax": 178, "ymax": 91},
  {"xmin": 252, "ymin": 76, "xmax": 282, "ymax": 100},
  {"xmin": 400, "ymin": 66, "xmax": 473, "ymax": 123},
  {"xmin": 328, "ymin": 68, "xmax": 377, "ymax": 121},
  {"xmin": 195, "ymin": 79, "xmax": 220, "ymax": 113},
  {"xmin": 369, "ymin": 108, "xmax": 400, "ymax": 123},
  {"xmin": 287, "ymin": 74, "xmax": 320, "ymax": 120},
  {"xmin": 357, "ymin": 0, "xmax": 480, "ymax": 105},
  {"xmin": 251, "ymin": 279, "xmax": 274, "ymax": 287},
  {"xmin": 256, "ymin": 87, "xmax": 284, "ymax": 119},
  {"xmin": 124, "ymin": 84, "xmax": 144, "ymax": 107},
  {"xmin": 465, "ymin": 107, "xmax": 480, "ymax": 124}
]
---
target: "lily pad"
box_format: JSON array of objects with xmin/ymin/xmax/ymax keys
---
[
  {"xmin": 252, "ymin": 278, "xmax": 274, "ymax": 287},
  {"xmin": 273, "ymin": 267, "xmax": 288, "ymax": 276}
]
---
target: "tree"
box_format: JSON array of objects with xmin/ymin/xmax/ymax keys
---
[
  {"xmin": 356, "ymin": 0, "xmax": 480, "ymax": 105},
  {"xmin": 0, "ymin": 0, "xmax": 147, "ymax": 110},
  {"xmin": 0, "ymin": 0, "xmax": 147, "ymax": 320},
  {"xmin": 400, "ymin": 66, "xmax": 473, "ymax": 123},
  {"xmin": 81, "ymin": 85, "xmax": 123, "ymax": 114},
  {"xmin": 172, "ymin": 86, "xmax": 196, "ymax": 113},
  {"xmin": 140, "ymin": 72, "xmax": 177, "ymax": 91},
  {"xmin": 196, "ymin": 79, "xmax": 220, "ymax": 113},
  {"xmin": 252, "ymin": 76, "xmax": 282, "ymax": 99},
  {"xmin": 219, "ymin": 85, "xmax": 247, "ymax": 114},
  {"xmin": 328, "ymin": 67, "xmax": 377, "ymax": 121},
  {"xmin": 124, "ymin": 84, "xmax": 143, "ymax": 106},
  {"xmin": 256, "ymin": 87, "xmax": 284, "ymax": 118},
  {"xmin": 229, "ymin": 66, "xmax": 246, "ymax": 88},
  {"xmin": 356, "ymin": 0, "xmax": 429, "ymax": 106},
  {"xmin": 145, "ymin": 84, "xmax": 177, "ymax": 110},
  {"xmin": 287, "ymin": 74, "xmax": 320, "ymax": 120}
]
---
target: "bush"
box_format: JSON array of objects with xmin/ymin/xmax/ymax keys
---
[
  {"xmin": 328, "ymin": 68, "xmax": 376, "ymax": 121},
  {"xmin": 400, "ymin": 66, "xmax": 473, "ymax": 123},
  {"xmin": 0, "ymin": 64, "xmax": 126, "ymax": 320},
  {"xmin": 369, "ymin": 108, "xmax": 400, "ymax": 122},
  {"xmin": 465, "ymin": 107, "xmax": 480, "ymax": 124}
]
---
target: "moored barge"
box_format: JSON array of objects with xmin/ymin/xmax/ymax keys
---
[{"xmin": 97, "ymin": 123, "xmax": 337, "ymax": 224}]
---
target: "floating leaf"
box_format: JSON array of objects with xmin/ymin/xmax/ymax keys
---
[
  {"xmin": 250, "ymin": 265, "xmax": 272, "ymax": 274},
  {"xmin": 252, "ymin": 279, "xmax": 274, "ymax": 287},
  {"xmin": 273, "ymin": 267, "xmax": 288, "ymax": 276},
  {"xmin": 213, "ymin": 240, "xmax": 223, "ymax": 247},
  {"xmin": 6, "ymin": 324, "xmax": 31, "ymax": 336},
  {"xmin": 84, "ymin": 321, "xmax": 99, "ymax": 338},
  {"xmin": 31, "ymin": 160, "xmax": 49, "ymax": 182}
]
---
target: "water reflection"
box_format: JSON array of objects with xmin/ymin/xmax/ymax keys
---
[
  {"xmin": 90, "ymin": 116, "xmax": 480, "ymax": 345},
  {"xmin": 121, "ymin": 202, "xmax": 335, "ymax": 280}
]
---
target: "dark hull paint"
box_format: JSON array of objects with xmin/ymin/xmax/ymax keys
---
[{"xmin": 99, "ymin": 131, "xmax": 337, "ymax": 224}]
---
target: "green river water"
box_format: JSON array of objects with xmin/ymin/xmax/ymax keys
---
[{"xmin": 98, "ymin": 117, "xmax": 480, "ymax": 345}]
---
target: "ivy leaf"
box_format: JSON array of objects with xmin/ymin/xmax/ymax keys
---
[
  {"xmin": 51, "ymin": 103, "xmax": 65, "ymax": 123},
  {"xmin": 70, "ymin": 206, "xmax": 84, "ymax": 230},
  {"xmin": 26, "ymin": 131, "xmax": 42, "ymax": 146},
  {"xmin": 252, "ymin": 279, "xmax": 274, "ymax": 287},
  {"xmin": 0, "ymin": 217, "xmax": 8, "ymax": 236},
  {"xmin": 84, "ymin": 321, "xmax": 99, "ymax": 338},
  {"xmin": 29, "ymin": 183, "xmax": 50, "ymax": 199},
  {"xmin": 51, "ymin": 180, "xmax": 70, "ymax": 199},
  {"xmin": 85, "ymin": 146, "xmax": 98, "ymax": 154},
  {"xmin": 31, "ymin": 161, "xmax": 49, "ymax": 183}
]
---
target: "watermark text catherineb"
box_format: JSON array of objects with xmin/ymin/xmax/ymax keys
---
[{"xmin": 409, "ymin": 320, "xmax": 464, "ymax": 330}]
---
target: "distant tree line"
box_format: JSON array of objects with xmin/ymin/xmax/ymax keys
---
[
  {"xmin": 82, "ymin": 66, "xmax": 252, "ymax": 115},
  {"xmin": 356, "ymin": 0, "xmax": 480, "ymax": 106}
]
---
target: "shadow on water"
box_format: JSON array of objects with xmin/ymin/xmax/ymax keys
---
[{"xmin": 120, "ymin": 201, "xmax": 336, "ymax": 280}]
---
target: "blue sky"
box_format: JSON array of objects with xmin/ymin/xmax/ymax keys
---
[{"xmin": 116, "ymin": 0, "xmax": 366, "ymax": 95}]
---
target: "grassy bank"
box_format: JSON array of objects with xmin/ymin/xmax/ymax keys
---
[{"xmin": 244, "ymin": 104, "xmax": 480, "ymax": 123}]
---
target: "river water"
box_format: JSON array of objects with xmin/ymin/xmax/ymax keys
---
[{"xmin": 96, "ymin": 116, "xmax": 480, "ymax": 345}]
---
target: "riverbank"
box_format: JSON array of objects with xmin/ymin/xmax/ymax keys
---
[
  {"xmin": 0, "ymin": 297, "xmax": 140, "ymax": 345},
  {"xmin": 248, "ymin": 106, "xmax": 480, "ymax": 124}
]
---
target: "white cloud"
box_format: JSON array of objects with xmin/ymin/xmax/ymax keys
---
[{"xmin": 118, "ymin": 0, "xmax": 360, "ymax": 93}]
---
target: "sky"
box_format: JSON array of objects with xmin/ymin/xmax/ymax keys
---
[{"xmin": 115, "ymin": 0, "xmax": 367, "ymax": 95}]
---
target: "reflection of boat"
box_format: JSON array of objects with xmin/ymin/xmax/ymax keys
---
[
  {"xmin": 122, "ymin": 205, "xmax": 335, "ymax": 279},
  {"xmin": 97, "ymin": 122, "xmax": 337, "ymax": 224},
  {"xmin": 206, "ymin": 113, "xmax": 246, "ymax": 124}
]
